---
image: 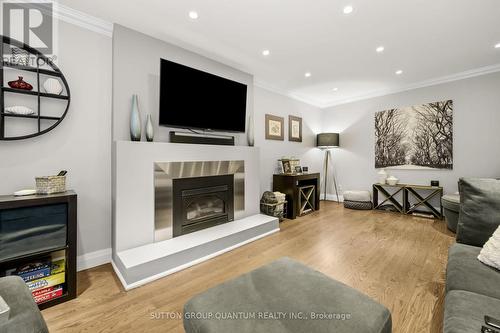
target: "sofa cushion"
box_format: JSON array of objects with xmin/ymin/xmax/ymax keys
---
[
  {"xmin": 456, "ymin": 178, "xmax": 500, "ymax": 247},
  {"xmin": 446, "ymin": 243, "xmax": 500, "ymax": 299},
  {"xmin": 444, "ymin": 290, "xmax": 500, "ymax": 333},
  {"xmin": 478, "ymin": 225, "xmax": 500, "ymax": 270},
  {"xmin": 184, "ymin": 257, "xmax": 391, "ymax": 333}
]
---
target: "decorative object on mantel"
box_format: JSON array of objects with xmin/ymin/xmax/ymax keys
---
[
  {"xmin": 4, "ymin": 106, "xmax": 35, "ymax": 116},
  {"xmin": 288, "ymin": 115, "xmax": 302, "ymax": 142},
  {"xmin": 130, "ymin": 94, "xmax": 142, "ymax": 141},
  {"xmin": 247, "ymin": 113, "xmax": 254, "ymax": 146},
  {"xmin": 378, "ymin": 169, "xmax": 388, "ymax": 184},
  {"xmin": 8, "ymin": 76, "xmax": 33, "ymax": 91},
  {"xmin": 145, "ymin": 114, "xmax": 154, "ymax": 142},
  {"xmin": 11, "ymin": 46, "xmax": 30, "ymax": 66},
  {"xmin": 317, "ymin": 133, "xmax": 340, "ymax": 202},
  {"xmin": 265, "ymin": 114, "xmax": 284, "ymax": 140},
  {"xmin": 294, "ymin": 166, "xmax": 303, "ymax": 174},
  {"xmin": 0, "ymin": 35, "xmax": 71, "ymax": 141},
  {"xmin": 431, "ymin": 180, "xmax": 440, "ymax": 187},
  {"xmin": 42, "ymin": 78, "xmax": 63, "ymax": 95},
  {"xmin": 386, "ymin": 176, "xmax": 399, "ymax": 186},
  {"xmin": 375, "ymin": 100, "xmax": 453, "ymax": 170},
  {"xmin": 302, "ymin": 166, "xmax": 309, "ymax": 173},
  {"xmin": 35, "ymin": 171, "xmax": 67, "ymax": 195}
]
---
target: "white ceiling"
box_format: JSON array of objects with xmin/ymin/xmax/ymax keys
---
[{"xmin": 61, "ymin": 0, "xmax": 500, "ymax": 108}]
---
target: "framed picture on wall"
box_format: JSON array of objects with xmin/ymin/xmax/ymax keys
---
[
  {"xmin": 288, "ymin": 115, "xmax": 302, "ymax": 142},
  {"xmin": 265, "ymin": 114, "xmax": 284, "ymax": 140}
]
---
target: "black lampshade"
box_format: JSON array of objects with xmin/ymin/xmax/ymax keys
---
[{"xmin": 317, "ymin": 133, "xmax": 339, "ymax": 148}]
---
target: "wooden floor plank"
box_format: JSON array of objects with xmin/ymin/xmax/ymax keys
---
[{"xmin": 42, "ymin": 202, "xmax": 455, "ymax": 332}]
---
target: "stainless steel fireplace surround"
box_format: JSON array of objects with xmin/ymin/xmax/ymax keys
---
[{"xmin": 154, "ymin": 161, "xmax": 244, "ymax": 241}]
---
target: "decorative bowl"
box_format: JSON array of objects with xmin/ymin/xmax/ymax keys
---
[{"xmin": 386, "ymin": 176, "xmax": 399, "ymax": 186}]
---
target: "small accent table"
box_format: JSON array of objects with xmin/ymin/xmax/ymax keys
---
[
  {"xmin": 273, "ymin": 173, "xmax": 320, "ymax": 219},
  {"xmin": 373, "ymin": 183, "xmax": 443, "ymax": 219}
]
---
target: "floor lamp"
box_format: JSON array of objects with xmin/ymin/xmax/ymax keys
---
[{"xmin": 317, "ymin": 133, "xmax": 340, "ymax": 202}]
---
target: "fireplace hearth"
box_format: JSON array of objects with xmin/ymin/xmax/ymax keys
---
[{"xmin": 172, "ymin": 174, "xmax": 234, "ymax": 237}]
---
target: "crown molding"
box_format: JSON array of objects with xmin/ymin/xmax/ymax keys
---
[
  {"xmin": 256, "ymin": 63, "xmax": 500, "ymax": 110},
  {"xmin": 54, "ymin": 3, "xmax": 113, "ymax": 38},
  {"xmin": 320, "ymin": 63, "xmax": 500, "ymax": 109}
]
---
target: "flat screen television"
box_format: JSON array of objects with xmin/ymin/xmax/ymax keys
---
[{"xmin": 159, "ymin": 59, "xmax": 248, "ymax": 132}]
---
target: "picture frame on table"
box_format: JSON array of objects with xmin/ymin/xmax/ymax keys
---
[{"xmin": 281, "ymin": 160, "xmax": 292, "ymax": 174}]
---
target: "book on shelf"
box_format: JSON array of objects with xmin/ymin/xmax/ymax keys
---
[
  {"xmin": 33, "ymin": 285, "xmax": 64, "ymax": 304},
  {"xmin": 5, "ymin": 258, "xmax": 52, "ymax": 282},
  {"xmin": 26, "ymin": 271, "xmax": 65, "ymax": 292}
]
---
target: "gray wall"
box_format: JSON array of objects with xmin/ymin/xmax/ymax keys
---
[
  {"xmin": 112, "ymin": 24, "xmax": 253, "ymax": 144},
  {"xmin": 254, "ymin": 87, "xmax": 324, "ymax": 192},
  {"xmin": 322, "ymin": 72, "xmax": 500, "ymax": 195},
  {"xmin": 0, "ymin": 21, "xmax": 112, "ymax": 257}
]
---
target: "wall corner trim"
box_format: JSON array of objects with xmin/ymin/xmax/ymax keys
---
[
  {"xmin": 55, "ymin": 4, "xmax": 113, "ymax": 37},
  {"xmin": 77, "ymin": 248, "xmax": 112, "ymax": 271}
]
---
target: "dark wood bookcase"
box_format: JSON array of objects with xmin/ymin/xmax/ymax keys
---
[{"xmin": 0, "ymin": 191, "xmax": 77, "ymax": 309}]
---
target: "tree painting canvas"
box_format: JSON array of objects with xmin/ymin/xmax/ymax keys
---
[{"xmin": 375, "ymin": 100, "xmax": 453, "ymax": 170}]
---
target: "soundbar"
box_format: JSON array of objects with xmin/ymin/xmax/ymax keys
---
[{"xmin": 169, "ymin": 131, "xmax": 235, "ymax": 146}]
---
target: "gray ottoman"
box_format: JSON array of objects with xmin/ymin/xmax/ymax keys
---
[
  {"xmin": 343, "ymin": 190, "xmax": 373, "ymax": 210},
  {"xmin": 0, "ymin": 276, "xmax": 48, "ymax": 333},
  {"xmin": 184, "ymin": 257, "xmax": 391, "ymax": 333},
  {"xmin": 442, "ymin": 194, "xmax": 460, "ymax": 233}
]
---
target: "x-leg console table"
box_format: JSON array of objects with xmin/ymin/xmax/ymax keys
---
[{"xmin": 372, "ymin": 183, "xmax": 443, "ymax": 219}]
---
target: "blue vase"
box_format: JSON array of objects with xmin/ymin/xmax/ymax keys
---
[{"xmin": 130, "ymin": 94, "xmax": 141, "ymax": 141}]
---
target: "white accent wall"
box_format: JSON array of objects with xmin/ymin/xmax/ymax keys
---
[
  {"xmin": 322, "ymin": 72, "xmax": 500, "ymax": 196},
  {"xmin": 112, "ymin": 24, "xmax": 254, "ymax": 144}
]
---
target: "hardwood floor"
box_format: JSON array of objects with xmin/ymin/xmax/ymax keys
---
[{"xmin": 42, "ymin": 202, "xmax": 455, "ymax": 333}]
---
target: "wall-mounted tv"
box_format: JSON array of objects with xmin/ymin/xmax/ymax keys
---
[{"xmin": 159, "ymin": 59, "xmax": 247, "ymax": 132}]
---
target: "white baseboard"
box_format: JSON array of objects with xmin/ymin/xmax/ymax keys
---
[
  {"xmin": 322, "ymin": 194, "xmax": 344, "ymax": 202},
  {"xmin": 111, "ymin": 228, "xmax": 280, "ymax": 291},
  {"xmin": 77, "ymin": 248, "xmax": 112, "ymax": 271}
]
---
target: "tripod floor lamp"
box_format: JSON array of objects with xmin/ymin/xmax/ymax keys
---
[{"xmin": 317, "ymin": 133, "xmax": 340, "ymax": 202}]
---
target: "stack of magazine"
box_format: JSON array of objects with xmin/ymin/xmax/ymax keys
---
[{"xmin": 7, "ymin": 252, "xmax": 66, "ymax": 304}]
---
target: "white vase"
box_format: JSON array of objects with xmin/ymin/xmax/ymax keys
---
[
  {"xmin": 377, "ymin": 169, "xmax": 388, "ymax": 184},
  {"xmin": 130, "ymin": 94, "xmax": 141, "ymax": 141},
  {"xmin": 43, "ymin": 78, "xmax": 63, "ymax": 95},
  {"xmin": 247, "ymin": 114, "xmax": 254, "ymax": 146},
  {"xmin": 145, "ymin": 114, "xmax": 154, "ymax": 142}
]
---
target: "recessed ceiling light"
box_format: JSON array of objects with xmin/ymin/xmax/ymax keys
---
[
  {"xmin": 262, "ymin": 49, "xmax": 270, "ymax": 56},
  {"xmin": 395, "ymin": 70, "xmax": 403, "ymax": 75},
  {"xmin": 495, "ymin": 43, "xmax": 500, "ymax": 49},
  {"xmin": 332, "ymin": 87, "xmax": 339, "ymax": 92},
  {"xmin": 304, "ymin": 72, "xmax": 312, "ymax": 78},
  {"xmin": 376, "ymin": 46, "xmax": 385, "ymax": 53},
  {"xmin": 188, "ymin": 11, "xmax": 199, "ymax": 19},
  {"xmin": 343, "ymin": 5, "xmax": 354, "ymax": 14}
]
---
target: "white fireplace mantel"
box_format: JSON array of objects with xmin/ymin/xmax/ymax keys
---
[{"xmin": 112, "ymin": 141, "xmax": 278, "ymax": 289}]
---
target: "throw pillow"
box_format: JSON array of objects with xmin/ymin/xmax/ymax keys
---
[
  {"xmin": 456, "ymin": 178, "xmax": 500, "ymax": 247},
  {"xmin": 478, "ymin": 225, "xmax": 500, "ymax": 270}
]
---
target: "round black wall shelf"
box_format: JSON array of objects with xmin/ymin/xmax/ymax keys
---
[{"xmin": 0, "ymin": 35, "xmax": 71, "ymax": 140}]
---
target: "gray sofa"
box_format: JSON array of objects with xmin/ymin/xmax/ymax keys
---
[
  {"xmin": 0, "ymin": 276, "xmax": 48, "ymax": 333},
  {"xmin": 444, "ymin": 178, "xmax": 500, "ymax": 333}
]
